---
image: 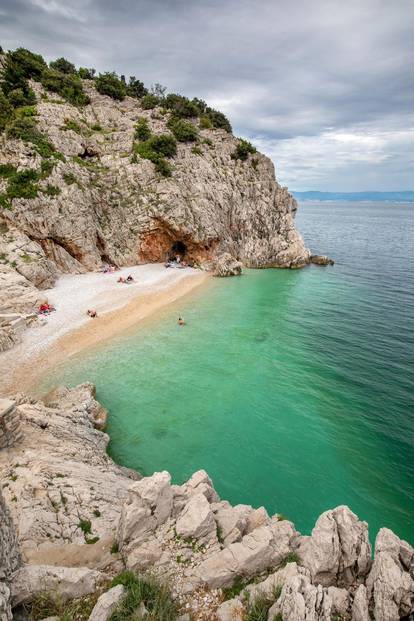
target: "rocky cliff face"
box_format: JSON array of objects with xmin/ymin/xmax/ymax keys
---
[
  {"xmin": 0, "ymin": 62, "xmax": 310, "ymax": 350},
  {"xmin": 1, "ymin": 386, "xmax": 413, "ymax": 621}
]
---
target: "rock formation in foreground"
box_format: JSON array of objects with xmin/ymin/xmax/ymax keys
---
[
  {"xmin": 0, "ymin": 385, "xmax": 413, "ymax": 620},
  {"xmin": 0, "ymin": 47, "xmax": 314, "ymax": 352}
]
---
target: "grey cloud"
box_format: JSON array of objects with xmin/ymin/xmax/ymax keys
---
[{"xmin": 0, "ymin": 0, "xmax": 413, "ymax": 190}]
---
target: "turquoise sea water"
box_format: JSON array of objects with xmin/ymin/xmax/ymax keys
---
[{"xmin": 43, "ymin": 201, "xmax": 414, "ymax": 543}]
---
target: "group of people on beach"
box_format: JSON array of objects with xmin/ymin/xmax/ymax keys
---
[
  {"xmin": 165, "ymin": 254, "xmax": 189, "ymax": 269},
  {"xmin": 37, "ymin": 302, "xmax": 55, "ymax": 315},
  {"xmin": 117, "ymin": 274, "xmax": 135, "ymax": 284}
]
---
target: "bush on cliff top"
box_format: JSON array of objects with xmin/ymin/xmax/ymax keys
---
[
  {"xmin": 95, "ymin": 72, "xmax": 127, "ymax": 101},
  {"xmin": 167, "ymin": 117, "xmax": 198, "ymax": 142},
  {"xmin": 232, "ymin": 138, "xmax": 257, "ymax": 161}
]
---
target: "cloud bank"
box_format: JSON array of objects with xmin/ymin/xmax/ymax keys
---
[{"xmin": 1, "ymin": 0, "xmax": 413, "ymax": 190}]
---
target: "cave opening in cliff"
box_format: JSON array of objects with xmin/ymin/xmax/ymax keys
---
[{"xmin": 170, "ymin": 240, "xmax": 187, "ymax": 258}]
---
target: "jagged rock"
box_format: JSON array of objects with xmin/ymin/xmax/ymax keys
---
[
  {"xmin": 42, "ymin": 383, "xmax": 108, "ymax": 430},
  {"xmin": 215, "ymin": 599, "xmax": 245, "ymax": 621},
  {"xmin": 310, "ymin": 255, "xmax": 334, "ymax": 266},
  {"xmin": 352, "ymin": 584, "xmax": 370, "ymax": 621},
  {"xmin": 0, "ymin": 389, "xmax": 136, "ymax": 562},
  {"xmin": 10, "ymin": 565, "xmax": 105, "ymax": 606},
  {"xmin": 196, "ymin": 519, "xmax": 297, "ymax": 588},
  {"xmin": 0, "ymin": 583, "xmax": 11, "ymax": 621},
  {"xmin": 172, "ymin": 469, "xmax": 219, "ymax": 517},
  {"xmin": 125, "ymin": 540, "xmax": 163, "ymax": 571},
  {"xmin": 176, "ymin": 493, "xmax": 217, "ymax": 542},
  {"xmin": 117, "ymin": 471, "xmax": 173, "ymax": 552},
  {"xmin": 0, "ymin": 265, "xmax": 41, "ymax": 314},
  {"xmin": 88, "ymin": 584, "xmax": 125, "ymax": 621},
  {"xmin": 268, "ymin": 573, "xmax": 351, "ymax": 621},
  {"xmin": 212, "ymin": 253, "xmax": 243, "ymax": 277},
  {"xmin": 213, "ymin": 503, "xmax": 256, "ymax": 545},
  {"xmin": 366, "ymin": 528, "xmax": 414, "ymax": 620},
  {"xmin": 296, "ymin": 505, "xmax": 371, "ymax": 587}
]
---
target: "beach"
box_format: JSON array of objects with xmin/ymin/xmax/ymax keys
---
[{"xmin": 0, "ymin": 264, "xmax": 208, "ymax": 394}]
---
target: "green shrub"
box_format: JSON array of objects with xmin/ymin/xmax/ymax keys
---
[
  {"xmin": 78, "ymin": 67, "xmax": 96, "ymax": 80},
  {"xmin": 42, "ymin": 184, "xmax": 61, "ymax": 197},
  {"xmin": 95, "ymin": 72, "xmax": 126, "ymax": 101},
  {"xmin": 222, "ymin": 576, "xmax": 247, "ymax": 600},
  {"xmin": 63, "ymin": 172, "xmax": 77, "ymax": 185},
  {"xmin": 91, "ymin": 122, "xmax": 102, "ymax": 131},
  {"xmin": 110, "ymin": 541, "xmax": 119, "ymax": 554},
  {"xmin": 62, "ymin": 118, "xmax": 82, "ymax": 134},
  {"xmin": 50, "ymin": 57, "xmax": 76, "ymax": 74},
  {"xmin": 78, "ymin": 519, "xmax": 92, "ymax": 535},
  {"xmin": 8, "ymin": 87, "xmax": 36, "ymax": 108},
  {"xmin": 167, "ymin": 118, "xmax": 198, "ymax": 142},
  {"xmin": 7, "ymin": 169, "xmax": 39, "ymax": 200},
  {"xmin": 41, "ymin": 68, "xmax": 90, "ymax": 106},
  {"xmin": 199, "ymin": 115, "xmax": 213, "ymax": 129},
  {"xmin": 0, "ymin": 164, "xmax": 17, "ymax": 179},
  {"xmin": 7, "ymin": 116, "xmax": 56, "ymax": 157},
  {"xmin": 140, "ymin": 93, "xmax": 160, "ymax": 110},
  {"xmin": 147, "ymin": 134, "xmax": 177, "ymax": 157},
  {"xmin": 134, "ymin": 117, "xmax": 151, "ymax": 141},
  {"xmin": 40, "ymin": 159, "xmax": 55, "ymax": 178},
  {"xmin": 127, "ymin": 77, "xmax": 147, "ymax": 99},
  {"xmin": 164, "ymin": 93, "xmax": 199, "ymax": 118},
  {"xmin": 154, "ymin": 158, "xmax": 172, "ymax": 177},
  {"xmin": 191, "ymin": 146, "xmax": 203, "ymax": 155},
  {"xmin": 246, "ymin": 594, "xmax": 275, "ymax": 621},
  {"xmin": 25, "ymin": 591, "xmax": 99, "ymax": 621},
  {"xmin": 0, "ymin": 194, "xmax": 12, "ymax": 210},
  {"xmin": 109, "ymin": 571, "xmax": 178, "ymax": 621},
  {"xmin": 280, "ymin": 552, "xmax": 300, "ymax": 567},
  {"xmin": 0, "ymin": 92, "xmax": 13, "ymax": 132},
  {"xmin": 231, "ymin": 138, "xmax": 257, "ymax": 161},
  {"xmin": 205, "ymin": 107, "xmax": 232, "ymax": 132}
]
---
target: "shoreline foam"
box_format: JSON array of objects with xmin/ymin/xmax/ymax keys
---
[{"xmin": 0, "ymin": 264, "xmax": 208, "ymax": 395}]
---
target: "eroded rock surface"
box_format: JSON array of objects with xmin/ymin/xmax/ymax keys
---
[{"xmin": 0, "ymin": 386, "xmax": 412, "ymax": 621}]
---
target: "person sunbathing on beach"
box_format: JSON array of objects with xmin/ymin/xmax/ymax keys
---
[
  {"xmin": 178, "ymin": 317, "xmax": 185, "ymax": 326},
  {"xmin": 87, "ymin": 309, "xmax": 98, "ymax": 318},
  {"xmin": 38, "ymin": 302, "xmax": 55, "ymax": 315},
  {"xmin": 126, "ymin": 274, "xmax": 134, "ymax": 283},
  {"xmin": 118, "ymin": 276, "xmax": 126, "ymax": 283}
]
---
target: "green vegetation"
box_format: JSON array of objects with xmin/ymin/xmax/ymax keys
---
[
  {"xmin": 63, "ymin": 172, "xmax": 77, "ymax": 185},
  {"xmin": 95, "ymin": 72, "xmax": 127, "ymax": 101},
  {"xmin": 222, "ymin": 576, "xmax": 247, "ymax": 600},
  {"xmin": 25, "ymin": 591, "xmax": 99, "ymax": 621},
  {"xmin": 232, "ymin": 138, "xmax": 257, "ymax": 161},
  {"xmin": 126, "ymin": 76, "xmax": 147, "ymax": 99},
  {"xmin": 7, "ymin": 168, "xmax": 39, "ymax": 200},
  {"xmin": 280, "ymin": 552, "xmax": 300, "ymax": 567},
  {"xmin": 109, "ymin": 571, "xmax": 178, "ymax": 621},
  {"xmin": 167, "ymin": 117, "xmax": 198, "ymax": 142},
  {"xmin": 199, "ymin": 115, "xmax": 213, "ymax": 129},
  {"xmin": 42, "ymin": 184, "xmax": 61, "ymax": 197},
  {"xmin": 134, "ymin": 133, "xmax": 176, "ymax": 177},
  {"xmin": 78, "ymin": 67, "xmax": 96, "ymax": 80},
  {"xmin": 7, "ymin": 115, "xmax": 58, "ymax": 158},
  {"xmin": 191, "ymin": 146, "xmax": 203, "ymax": 155},
  {"xmin": 62, "ymin": 118, "xmax": 83, "ymax": 134},
  {"xmin": 93, "ymin": 509, "xmax": 101, "ymax": 517},
  {"xmin": 246, "ymin": 594, "xmax": 275, "ymax": 621},
  {"xmin": 41, "ymin": 68, "xmax": 90, "ymax": 106},
  {"xmin": 134, "ymin": 117, "xmax": 151, "ymax": 141},
  {"xmin": 50, "ymin": 57, "xmax": 76, "ymax": 75},
  {"xmin": 110, "ymin": 541, "xmax": 119, "ymax": 554},
  {"xmin": 164, "ymin": 93, "xmax": 199, "ymax": 118},
  {"xmin": 140, "ymin": 93, "xmax": 160, "ymax": 110},
  {"xmin": 78, "ymin": 519, "xmax": 92, "ymax": 535}
]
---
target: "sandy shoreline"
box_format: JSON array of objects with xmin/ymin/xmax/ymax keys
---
[{"xmin": 0, "ymin": 264, "xmax": 208, "ymax": 395}]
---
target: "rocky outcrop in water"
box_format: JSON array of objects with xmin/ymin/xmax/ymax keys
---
[{"xmin": 0, "ymin": 385, "xmax": 412, "ymax": 620}]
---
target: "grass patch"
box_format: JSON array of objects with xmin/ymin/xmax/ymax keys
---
[
  {"xmin": 42, "ymin": 184, "xmax": 61, "ymax": 197},
  {"xmin": 191, "ymin": 146, "xmax": 203, "ymax": 155},
  {"xmin": 231, "ymin": 138, "xmax": 257, "ymax": 161},
  {"xmin": 78, "ymin": 519, "xmax": 92, "ymax": 535},
  {"xmin": 62, "ymin": 118, "xmax": 83, "ymax": 134},
  {"xmin": 222, "ymin": 576, "xmax": 247, "ymax": 600},
  {"xmin": 7, "ymin": 116, "xmax": 57, "ymax": 158},
  {"xmin": 63, "ymin": 172, "xmax": 77, "ymax": 185},
  {"xmin": 279, "ymin": 552, "xmax": 300, "ymax": 567},
  {"xmin": 25, "ymin": 591, "xmax": 99, "ymax": 621},
  {"xmin": 110, "ymin": 541, "xmax": 119, "ymax": 554},
  {"xmin": 246, "ymin": 593, "xmax": 275, "ymax": 621},
  {"xmin": 109, "ymin": 571, "xmax": 178, "ymax": 621}
]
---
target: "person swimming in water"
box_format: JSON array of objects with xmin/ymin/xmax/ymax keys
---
[{"xmin": 178, "ymin": 317, "xmax": 185, "ymax": 326}]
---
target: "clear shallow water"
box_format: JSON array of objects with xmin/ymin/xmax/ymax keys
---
[{"xmin": 43, "ymin": 201, "xmax": 414, "ymax": 543}]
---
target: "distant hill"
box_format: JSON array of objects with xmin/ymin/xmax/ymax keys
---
[{"xmin": 292, "ymin": 191, "xmax": 414, "ymax": 202}]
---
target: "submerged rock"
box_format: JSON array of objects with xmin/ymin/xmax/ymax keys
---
[{"xmin": 310, "ymin": 254, "xmax": 335, "ymax": 266}]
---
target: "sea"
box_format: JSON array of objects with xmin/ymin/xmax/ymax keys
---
[{"xmin": 42, "ymin": 201, "xmax": 414, "ymax": 544}]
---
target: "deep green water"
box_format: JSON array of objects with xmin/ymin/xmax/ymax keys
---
[{"xmin": 43, "ymin": 201, "xmax": 414, "ymax": 543}]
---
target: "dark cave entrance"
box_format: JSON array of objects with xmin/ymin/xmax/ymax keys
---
[{"xmin": 170, "ymin": 240, "xmax": 187, "ymax": 258}]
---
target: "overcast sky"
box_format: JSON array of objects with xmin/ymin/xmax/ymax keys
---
[{"xmin": 1, "ymin": 0, "xmax": 413, "ymax": 191}]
